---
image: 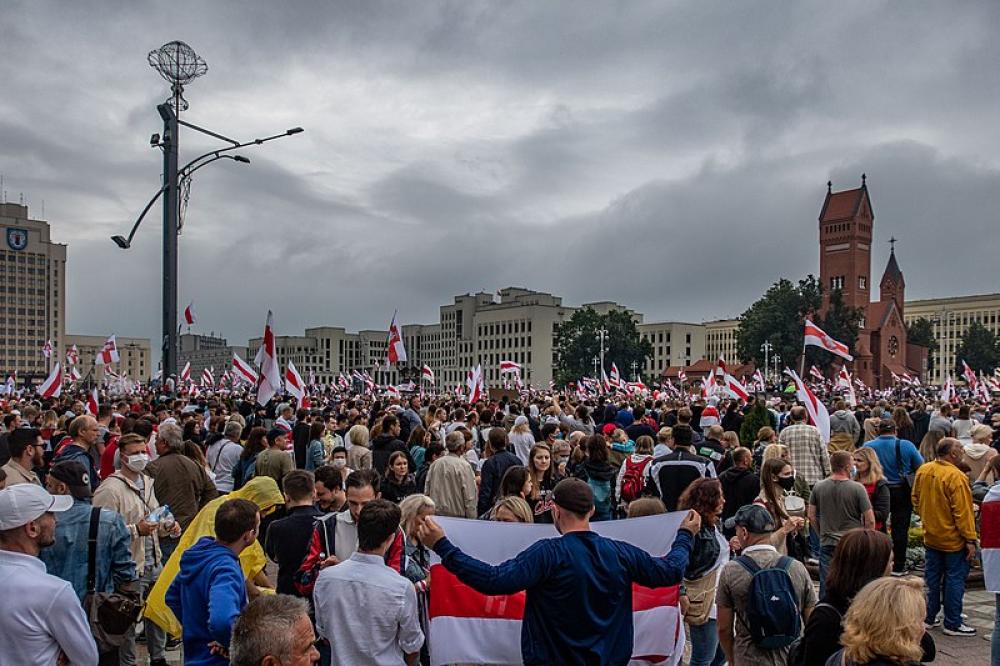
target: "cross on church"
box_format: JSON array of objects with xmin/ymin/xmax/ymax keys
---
[{"xmin": 888, "ymin": 236, "xmax": 897, "ymax": 252}]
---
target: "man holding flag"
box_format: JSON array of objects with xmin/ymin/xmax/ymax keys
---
[{"xmin": 416, "ymin": 477, "xmax": 700, "ymax": 665}]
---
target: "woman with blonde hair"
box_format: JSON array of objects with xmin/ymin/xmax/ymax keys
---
[
  {"xmin": 398, "ymin": 493, "xmax": 435, "ymax": 666},
  {"xmin": 490, "ymin": 495, "xmax": 534, "ymax": 523},
  {"xmin": 852, "ymin": 448, "xmax": 890, "ymax": 532},
  {"xmin": 509, "ymin": 415, "xmax": 536, "ymax": 463},
  {"xmin": 829, "ymin": 576, "xmax": 928, "ymax": 665},
  {"xmin": 346, "ymin": 424, "xmax": 372, "ymax": 470},
  {"xmin": 962, "ymin": 422, "xmax": 997, "ymax": 482}
]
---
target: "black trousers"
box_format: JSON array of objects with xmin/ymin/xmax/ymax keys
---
[{"xmin": 888, "ymin": 483, "xmax": 912, "ymax": 572}]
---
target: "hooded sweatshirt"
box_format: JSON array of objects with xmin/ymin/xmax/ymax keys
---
[
  {"xmin": 165, "ymin": 537, "xmax": 247, "ymax": 666},
  {"xmin": 829, "ymin": 409, "xmax": 860, "ymax": 439},
  {"xmin": 962, "ymin": 442, "xmax": 997, "ymax": 481}
]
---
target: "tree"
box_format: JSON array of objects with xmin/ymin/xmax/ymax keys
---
[
  {"xmin": 906, "ymin": 317, "xmax": 938, "ymax": 372},
  {"xmin": 736, "ymin": 275, "xmax": 822, "ymax": 372},
  {"xmin": 804, "ymin": 289, "xmax": 864, "ymax": 372},
  {"xmin": 740, "ymin": 397, "xmax": 775, "ymax": 447},
  {"xmin": 954, "ymin": 321, "xmax": 1000, "ymax": 377},
  {"xmin": 553, "ymin": 307, "xmax": 652, "ymax": 386}
]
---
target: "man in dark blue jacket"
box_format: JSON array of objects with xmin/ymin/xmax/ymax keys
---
[
  {"xmin": 477, "ymin": 427, "xmax": 522, "ymax": 516},
  {"xmin": 418, "ymin": 478, "xmax": 699, "ymax": 665},
  {"xmin": 166, "ymin": 498, "xmax": 259, "ymax": 666}
]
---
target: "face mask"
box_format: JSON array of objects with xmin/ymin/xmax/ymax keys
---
[
  {"xmin": 557, "ymin": 455, "xmax": 570, "ymax": 464},
  {"xmin": 125, "ymin": 453, "xmax": 149, "ymax": 472},
  {"xmin": 777, "ymin": 475, "xmax": 795, "ymax": 491},
  {"xmin": 332, "ymin": 459, "xmax": 347, "ymax": 469},
  {"xmin": 851, "ymin": 465, "xmax": 858, "ymax": 479}
]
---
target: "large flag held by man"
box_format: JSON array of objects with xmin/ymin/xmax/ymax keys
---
[
  {"xmin": 95, "ymin": 335, "xmax": 120, "ymax": 365},
  {"xmin": 285, "ymin": 361, "xmax": 306, "ymax": 402},
  {"xmin": 254, "ymin": 310, "xmax": 282, "ymax": 406},
  {"xmin": 803, "ymin": 319, "xmax": 854, "ymax": 361},
  {"xmin": 387, "ymin": 311, "xmax": 407, "ymax": 365},
  {"xmin": 37, "ymin": 363, "xmax": 62, "ymax": 399},
  {"xmin": 232, "ymin": 352, "xmax": 258, "ymax": 385},
  {"xmin": 786, "ymin": 368, "xmax": 831, "ymax": 441},
  {"xmin": 426, "ymin": 512, "xmax": 692, "ymax": 666}
]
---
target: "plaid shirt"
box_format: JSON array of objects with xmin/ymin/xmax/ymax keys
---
[{"xmin": 779, "ymin": 423, "xmax": 831, "ymax": 486}]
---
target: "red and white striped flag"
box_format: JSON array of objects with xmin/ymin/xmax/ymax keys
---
[
  {"xmin": 179, "ymin": 361, "xmax": 191, "ymax": 383},
  {"xmin": 37, "ymin": 363, "xmax": 62, "ymax": 399},
  {"xmin": 386, "ymin": 311, "xmax": 407, "ymax": 365},
  {"xmin": 609, "ymin": 363, "xmax": 621, "ymax": 388},
  {"xmin": 981, "ymin": 485, "xmax": 1000, "ymax": 594},
  {"xmin": 962, "ymin": 360, "xmax": 978, "ymax": 389},
  {"xmin": 808, "ymin": 365, "xmax": 825, "ymax": 382},
  {"xmin": 232, "ymin": 352, "xmax": 258, "ymax": 385},
  {"xmin": 786, "ymin": 368, "xmax": 830, "ymax": 442},
  {"xmin": 254, "ymin": 310, "xmax": 282, "ymax": 406},
  {"xmin": 677, "ymin": 369, "xmax": 687, "ymax": 383},
  {"xmin": 183, "ymin": 301, "xmax": 197, "ymax": 326},
  {"xmin": 723, "ymin": 373, "xmax": 751, "ymax": 401},
  {"xmin": 499, "ymin": 360, "xmax": 521, "ymax": 375},
  {"xmin": 702, "ymin": 369, "xmax": 717, "ymax": 398},
  {"xmin": 66, "ymin": 344, "xmax": 80, "ymax": 366},
  {"xmin": 285, "ymin": 361, "xmax": 305, "ymax": 402},
  {"xmin": 753, "ymin": 369, "xmax": 766, "ymax": 390},
  {"xmin": 86, "ymin": 388, "xmax": 99, "ymax": 416},
  {"xmin": 42, "ymin": 340, "xmax": 53, "ymax": 359},
  {"xmin": 95, "ymin": 335, "xmax": 119, "ymax": 365},
  {"xmin": 421, "ymin": 365, "xmax": 435, "ymax": 384},
  {"xmin": 467, "ymin": 365, "xmax": 483, "ymax": 403},
  {"xmin": 601, "ymin": 367, "xmax": 611, "ymax": 393},
  {"xmin": 68, "ymin": 366, "xmax": 82, "ymax": 382},
  {"xmin": 201, "ymin": 366, "xmax": 214, "ymax": 387},
  {"xmin": 803, "ymin": 320, "xmax": 853, "ymax": 361},
  {"xmin": 426, "ymin": 514, "xmax": 696, "ymax": 666},
  {"xmin": 940, "ymin": 375, "xmax": 956, "ymax": 404}
]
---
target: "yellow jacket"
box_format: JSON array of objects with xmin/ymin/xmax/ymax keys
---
[
  {"xmin": 144, "ymin": 476, "xmax": 284, "ymax": 637},
  {"xmin": 912, "ymin": 459, "xmax": 977, "ymax": 552}
]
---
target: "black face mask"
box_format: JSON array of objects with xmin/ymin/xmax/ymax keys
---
[{"xmin": 778, "ymin": 475, "xmax": 796, "ymax": 491}]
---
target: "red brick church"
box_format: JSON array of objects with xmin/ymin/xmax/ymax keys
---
[{"xmin": 818, "ymin": 176, "xmax": 926, "ymax": 388}]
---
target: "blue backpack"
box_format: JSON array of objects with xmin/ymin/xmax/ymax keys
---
[
  {"xmin": 586, "ymin": 477, "xmax": 612, "ymax": 521},
  {"xmin": 736, "ymin": 555, "xmax": 802, "ymax": 649}
]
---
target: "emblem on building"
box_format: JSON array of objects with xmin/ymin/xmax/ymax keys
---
[{"xmin": 5, "ymin": 228, "xmax": 28, "ymax": 251}]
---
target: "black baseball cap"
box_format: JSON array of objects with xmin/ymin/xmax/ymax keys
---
[{"xmin": 723, "ymin": 504, "xmax": 776, "ymax": 533}]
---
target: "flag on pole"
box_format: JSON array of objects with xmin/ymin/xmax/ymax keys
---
[
  {"xmin": 68, "ymin": 366, "xmax": 82, "ymax": 382},
  {"xmin": 803, "ymin": 320, "xmax": 854, "ymax": 361},
  {"xmin": 200, "ymin": 366, "xmax": 214, "ymax": 387},
  {"xmin": 425, "ymin": 513, "xmax": 693, "ymax": 666},
  {"xmin": 980, "ymin": 484, "xmax": 1000, "ymax": 594},
  {"xmin": 609, "ymin": 363, "xmax": 621, "ymax": 388},
  {"xmin": 467, "ymin": 365, "xmax": 483, "ymax": 403},
  {"xmin": 702, "ymin": 369, "xmax": 718, "ymax": 398},
  {"xmin": 285, "ymin": 361, "xmax": 306, "ymax": 402},
  {"xmin": 499, "ymin": 360, "xmax": 522, "ymax": 375},
  {"xmin": 86, "ymin": 388, "xmax": 99, "ymax": 416},
  {"xmin": 786, "ymin": 368, "xmax": 831, "ymax": 442},
  {"xmin": 723, "ymin": 373, "xmax": 751, "ymax": 401},
  {"xmin": 37, "ymin": 363, "xmax": 62, "ymax": 399},
  {"xmin": 66, "ymin": 344, "xmax": 80, "ymax": 366},
  {"xmin": 183, "ymin": 301, "xmax": 197, "ymax": 326},
  {"xmin": 836, "ymin": 368, "xmax": 857, "ymax": 407},
  {"xmin": 386, "ymin": 311, "xmax": 407, "ymax": 365},
  {"xmin": 808, "ymin": 365, "xmax": 825, "ymax": 382},
  {"xmin": 232, "ymin": 353, "xmax": 258, "ymax": 385},
  {"xmin": 179, "ymin": 361, "xmax": 191, "ymax": 383},
  {"xmin": 962, "ymin": 360, "xmax": 979, "ymax": 389},
  {"xmin": 752, "ymin": 369, "xmax": 766, "ymax": 390},
  {"xmin": 601, "ymin": 367, "xmax": 611, "ymax": 393},
  {"xmin": 940, "ymin": 375, "xmax": 956, "ymax": 403},
  {"xmin": 95, "ymin": 335, "xmax": 119, "ymax": 365},
  {"xmin": 42, "ymin": 340, "xmax": 53, "ymax": 358},
  {"xmin": 254, "ymin": 310, "xmax": 282, "ymax": 406},
  {"xmin": 678, "ymin": 369, "xmax": 687, "ymax": 384},
  {"xmin": 421, "ymin": 365, "xmax": 435, "ymax": 384}
]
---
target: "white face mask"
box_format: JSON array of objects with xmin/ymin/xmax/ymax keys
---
[
  {"xmin": 125, "ymin": 453, "xmax": 149, "ymax": 473},
  {"xmin": 332, "ymin": 458, "xmax": 347, "ymax": 469}
]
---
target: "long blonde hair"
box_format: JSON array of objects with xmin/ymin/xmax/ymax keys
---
[
  {"xmin": 347, "ymin": 424, "xmax": 370, "ymax": 448},
  {"xmin": 399, "ymin": 494, "xmax": 435, "ymax": 539},
  {"xmin": 762, "ymin": 443, "xmax": 789, "ymax": 463},
  {"xmin": 490, "ymin": 496, "xmax": 534, "ymax": 523},
  {"xmin": 840, "ymin": 577, "xmax": 925, "ymax": 665},
  {"xmin": 852, "ymin": 447, "xmax": 884, "ymax": 485}
]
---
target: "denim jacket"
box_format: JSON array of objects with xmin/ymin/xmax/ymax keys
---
[{"xmin": 39, "ymin": 497, "xmax": 137, "ymax": 601}]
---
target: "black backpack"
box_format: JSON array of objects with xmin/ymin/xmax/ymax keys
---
[{"xmin": 736, "ymin": 554, "xmax": 802, "ymax": 649}]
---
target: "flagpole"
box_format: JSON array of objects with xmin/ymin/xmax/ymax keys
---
[{"xmin": 798, "ymin": 337, "xmax": 806, "ymax": 378}]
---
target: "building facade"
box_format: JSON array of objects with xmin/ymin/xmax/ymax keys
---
[
  {"xmin": 178, "ymin": 333, "xmax": 248, "ymax": 382},
  {"xmin": 904, "ymin": 293, "xmax": 1000, "ymax": 385},
  {"xmin": 704, "ymin": 319, "xmax": 740, "ymax": 364},
  {"xmin": 0, "ymin": 203, "xmax": 66, "ymax": 380},
  {"xmin": 639, "ymin": 321, "xmax": 705, "ymax": 377},
  {"xmin": 64, "ymin": 334, "xmax": 151, "ymax": 383}
]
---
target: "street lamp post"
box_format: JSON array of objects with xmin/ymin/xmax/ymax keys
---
[
  {"xmin": 592, "ymin": 356, "xmax": 599, "ymax": 378},
  {"xmin": 773, "ymin": 354, "xmax": 781, "ymax": 383},
  {"xmin": 631, "ymin": 360, "xmax": 638, "ymax": 381},
  {"xmin": 760, "ymin": 341, "xmax": 773, "ymax": 382},
  {"xmin": 112, "ymin": 41, "xmax": 303, "ymax": 381},
  {"xmin": 596, "ymin": 328, "xmax": 608, "ymax": 376}
]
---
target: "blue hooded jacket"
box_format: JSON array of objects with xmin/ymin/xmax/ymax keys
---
[{"xmin": 165, "ymin": 536, "xmax": 246, "ymax": 666}]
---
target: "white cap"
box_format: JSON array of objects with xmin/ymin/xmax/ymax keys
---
[{"xmin": 0, "ymin": 485, "xmax": 73, "ymax": 530}]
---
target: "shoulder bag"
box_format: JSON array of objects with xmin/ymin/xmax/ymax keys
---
[{"xmin": 83, "ymin": 507, "xmax": 144, "ymax": 652}]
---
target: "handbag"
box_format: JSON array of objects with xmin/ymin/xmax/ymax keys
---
[
  {"xmin": 682, "ymin": 570, "xmax": 718, "ymax": 626},
  {"xmin": 83, "ymin": 507, "xmax": 144, "ymax": 653},
  {"xmin": 895, "ymin": 438, "xmax": 916, "ymax": 489}
]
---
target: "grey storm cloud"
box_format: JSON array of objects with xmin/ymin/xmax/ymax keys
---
[{"xmin": 1, "ymin": 1, "xmax": 999, "ymax": 359}]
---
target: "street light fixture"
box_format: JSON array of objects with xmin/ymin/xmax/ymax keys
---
[{"xmin": 111, "ymin": 40, "xmax": 303, "ymax": 381}]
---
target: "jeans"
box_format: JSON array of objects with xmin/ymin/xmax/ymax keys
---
[
  {"xmin": 159, "ymin": 536, "xmax": 179, "ymax": 564},
  {"xmin": 808, "ymin": 523, "xmax": 821, "ymax": 559},
  {"xmin": 992, "ymin": 595, "xmax": 1000, "ymax": 666},
  {"xmin": 923, "ymin": 547, "xmax": 970, "ymax": 630},
  {"xmin": 888, "ymin": 484, "xmax": 913, "ymax": 572},
  {"xmin": 818, "ymin": 544, "xmax": 837, "ymax": 599},
  {"xmin": 688, "ymin": 619, "xmax": 726, "ymax": 666},
  {"xmin": 120, "ymin": 563, "xmax": 167, "ymax": 665}
]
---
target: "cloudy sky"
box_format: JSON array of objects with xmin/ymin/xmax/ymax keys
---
[{"xmin": 2, "ymin": 2, "xmax": 998, "ymax": 355}]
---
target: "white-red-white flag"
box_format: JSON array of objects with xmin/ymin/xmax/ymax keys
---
[
  {"xmin": 467, "ymin": 364, "xmax": 483, "ymax": 403},
  {"xmin": 387, "ymin": 311, "xmax": 407, "ymax": 365},
  {"xmin": 66, "ymin": 344, "xmax": 80, "ymax": 366},
  {"xmin": 609, "ymin": 362, "xmax": 622, "ymax": 388},
  {"xmin": 723, "ymin": 373, "xmax": 751, "ymax": 401},
  {"xmin": 962, "ymin": 360, "xmax": 979, "ymax": 389},
  {"xmin": 678, "ymin": 369, "xmax": 688, "ymax": 383},
  {"xmin": 753, "ymin": 369, "xmax": 766, "ymax": 389},
  {"xmin": 426, "ymin": 513, "xmax": 696, "ymax": 666},
  {"xmin": 201, "ymin": 366, "xmax": 214, "ymax": 387},
  {"xmin": 787, "ymin": 368, "xmax": 831, "ymax": 442},
  {"xmin": 86, "ymin": 388, "xmax": 99, "ymax": 416},
  {"xmin": 183, "ymin": 301, "xmax": 197, "ymax": 326},
  {"xmin": 179, "ymin": 361, "xmax": 191, "ymax": 383},
  {"xmin": 254, "ymin": 310, "xmax": 282, "ymax": 406},
  {"xmin": 285, "ymin": 361, "xmax": 305, "ymax": 402},
  {"xmin": 68, "ymin": 366, "xmax": 81, "ymax": 382},
  {"xmin": 421, "ymin": 365, "xmax": 435, "ymax": 384},
  {"xmin": 702, "ymin": 369, "xmax": 718, "ymax": 398},
  {"xmin": 499, "ymin": 360, "xmax": 521, "ymax": 375},
  {"xmin": 940, "ymin": 375, "xmax": 956, "ymax": 403},
  {"xmin": 42, "ymin": 340, "xmax": 53, "ymax": 359},
  {"xmin": 809, "ymin": 365, "xmax": 825, "ymax": 382},
  {"xmin": 95, "ymin": 335, "xmax": 119, "ymax": 365},
  {"xmin": 803, "ymin": 320, "xmax": 853, "ymax": 361},
  {"xmin": 232, "ymin": 352, "xmax": 258, "ymax": 385},
  {"xmin": 37, "ymin": 363, "xmax": 62, "ymax": 399},
  {"xmin": 601, "ymin": 367, "xmax": 611, "ymax": 393}
]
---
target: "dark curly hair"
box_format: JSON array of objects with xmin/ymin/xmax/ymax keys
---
[{"xmin": 677, "ymin": 478, "xmax": 724, "ymax": 526}]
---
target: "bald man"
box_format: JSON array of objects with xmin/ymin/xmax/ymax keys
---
[{"xmin": 52, "ymin": 415, "xmax": 101, "ymax": 490}]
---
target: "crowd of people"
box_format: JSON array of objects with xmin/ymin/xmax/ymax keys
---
[{"xmin": 0, "ymin": 385, "xmax": 999, "ymax": 665}]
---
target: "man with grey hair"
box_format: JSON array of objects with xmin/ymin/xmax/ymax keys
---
[
  {"xmin": 207, "ymin": 420, "xmax": 245, "ymax": 493},
  {"xmin": 147, "ymin": 421, "xmax": 217, "ymax": 560},
  {"xmin": 230, "ymin": 595, "xmax": 320, "ymax": 666},
  {"xmin": 52, "ymin": 414, "xmax": 102, "ymax": 491},
  {"xmin": 424, "ymin": 431, "xmax": 477, "ymax": 518}
]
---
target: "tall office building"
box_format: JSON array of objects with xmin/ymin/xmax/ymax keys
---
[
  {"xmin": 178, "ymin": 333, "xmax": 249, "ymax": 382},
  {"xmin": 0, "ymin": 203, "xmax": 67, "ymax": 379}
]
